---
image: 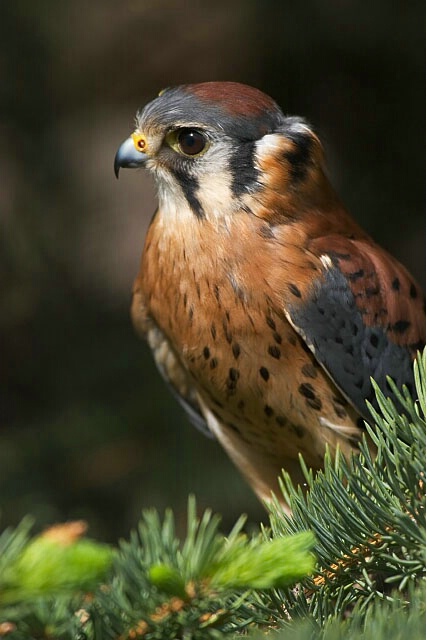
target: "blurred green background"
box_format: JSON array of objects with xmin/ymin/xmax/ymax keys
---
[{"xmin": 1, "ymin": 1, "xmax": 424, "ymax": 542}]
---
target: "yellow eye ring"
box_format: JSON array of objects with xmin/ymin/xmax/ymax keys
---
[{"xmin": 132, "ymin": 132, "xmax": 147, "ymax": 153}]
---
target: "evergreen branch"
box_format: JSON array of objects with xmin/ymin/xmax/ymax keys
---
[
  {"xmin": 90, "ymin": 496, "xmax": 315, "ymax": 639},
  {"xmin": 0, "ymin": 351, "xmax": 424, "ymax": 638},
  {"xmin": 266, "ymin": 350, "xmax": 426, "ymax": 626}
]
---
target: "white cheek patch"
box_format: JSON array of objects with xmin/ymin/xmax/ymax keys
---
[
  {"xmin": 255, "ymin": 121, "xmax": 313, "ymax": 163},
  {"xmin": 196, "ymin": 171, "xmax": 233, "ymax": 223},
  {"xmin": 194, "ymin": 142, "xmax": 235, "ymax": 222},
  {"xmin": 154, "ymin": 166, "xmax": 195, "ymax": 226},
  {"xmin": 156, "ymin": 142, "xmax": 236, "ymax": 226},
  {"xmin": 255, "ymin": 133, "xmax": 285, "ymax": 160}
]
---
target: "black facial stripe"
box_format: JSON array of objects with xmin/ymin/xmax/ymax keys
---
[
  {"xmin": 229, "ymin": 141, "xmax": 258, "ymax": 196},
  {"xmin": 170, "ymin": 166, "xmax": 205, "ymax": 219},
  {"xmin": 285, "ymin": 139, "xmax": 313, "ymax": 182},
  {"xmin": 278, "ymin": 117, "xmax": 315, "ymax": 183}
]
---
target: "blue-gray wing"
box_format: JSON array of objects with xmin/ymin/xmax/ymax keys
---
[{"xmin": 284, "ymin": 237, "xmax": 425, "ymax": 419}]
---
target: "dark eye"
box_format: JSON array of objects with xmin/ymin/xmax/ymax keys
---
[{"xmin": 177, "ymin": 129, "xmax": 207, "ymax": 156}]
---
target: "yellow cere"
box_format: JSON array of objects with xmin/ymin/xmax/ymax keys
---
[{"xmin": 131, "ymin": 132, "xmax": 148, "ymax": 153}]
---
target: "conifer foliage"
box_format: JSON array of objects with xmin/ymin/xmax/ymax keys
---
[{"xmin": 0, "ymin": 352, "xmax": 425, "ymax": 639}]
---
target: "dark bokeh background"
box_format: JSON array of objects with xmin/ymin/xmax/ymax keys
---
[{"xmin": 1, "ymin": 1, "xmax": 425, "ymax": 541}]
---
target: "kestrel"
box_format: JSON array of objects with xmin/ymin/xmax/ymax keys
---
[{"xmin": 114, "ymin": 82, "xmax": 425, "ymax": 505}]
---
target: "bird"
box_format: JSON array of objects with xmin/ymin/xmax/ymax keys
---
[{"xmin": 114, "ymin": 81, "xmax": 425, "ymax": 506}]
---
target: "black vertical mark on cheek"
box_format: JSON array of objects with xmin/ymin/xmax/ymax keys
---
[
  {"xmin": 230, "ymin": 141, "xmax": 258, "ymax": 196},
  {"xmin": 170, "ymin": 167, "xmax": 205, "ymax": 219},
  {"xmin": 282, "ymin": 127, "xmax": 313, "ymax": 182}
]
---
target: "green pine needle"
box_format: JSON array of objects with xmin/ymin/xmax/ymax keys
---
[{"xmin": 210, "ymin": 532, "xmax": 316, "ymax": 590}]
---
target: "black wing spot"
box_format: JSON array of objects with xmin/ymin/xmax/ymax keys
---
[
  {"xmin": 222, "ymin": 318, "xmax": 233, "ymax": 343},
  {"xmin": 268, "ymin": 345, "xmax": 281, "ymax": 359},
  {"xmin": 354, "ymin": 377, "xmax": 364, "ymax": 390},
  {"xmin": 292, "ymin": 424, "xmax": 305, "ymax": 438},
  {"xmin": 392, "ymin": 277, "xmax": 400, "ymax": 291},
  {"xmin": 228, "ymin": 367, "xmax": 239, "ymax": 381},
  {"xmin": 203, "ymin": 346, "xmax": 210, "ymax": 359},
  {"xmin": 348, "ymin": 269, "xmax": 365, "ymax": 281},
  {"xmin": 391, "ymin": 320, "xmax": 411, "ymax": 334},
  {"xmin": 298, "ymin": 383, "xmax": 315, "ymax": 399},
  {"xmin": 365, "ymin": 286, "xmax": 380, "ymax": 297},
  {"xmin": 266, "ymin": 316, "xmax": 276, "ymax": 330},
  {"xmin": 410, "ymin": 340, "xmax": 425, "ymax": 352},
  {"xmin": 288, "ymin": 283, "xmax": 302, "ymax": 298},
  {"xmin": 227, "ymin": 421, "xmax": 241, "ymax": 434},
  {"xmin": 210, "ymin": 357, "xmax": 218, "ymax": 369},
  {"xmin": 232, "ymin": 342, "xmax": 241, "ymax": 359},
  {"xmin": 226, "ymin": 368, "xmax": 239, "ymax": 392},
  {"xmin": 264, "ymin": 404, "xmax": 274, "ymax": 417},
  {"xmin": 306, "ymin": 396, "xmax": 322, "ymax": 411},
  {"xmin": 273, "ymin": 331, "xmax": 282, "ymax": 344},
  {"xmin": 370, "ymin": 334, "xmax": 379, "ymax": 348},
  {"xmin": 333, "ymin": 403, "xmax": 347, "ymax": 419},
  {"xmin": 301, "ymin": 363, "xmax": 318, "ymax": 379},
  {"xmin": 259, "ymin": 366, "xmax": 270, "ymax": 381}
]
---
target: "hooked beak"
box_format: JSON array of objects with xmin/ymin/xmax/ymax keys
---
[{"xmin": 114, "ymin": 136, "xmax": 147, "ymax": 178}]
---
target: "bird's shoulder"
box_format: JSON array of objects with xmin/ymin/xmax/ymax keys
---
[{"xmin": 265, "ymin": 229, "xmax": 425, "ymax": 417}]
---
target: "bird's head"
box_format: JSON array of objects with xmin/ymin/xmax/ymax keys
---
[{"xmin": 114, "ymin": 82, "xmax": 334, "ymax": 224}]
